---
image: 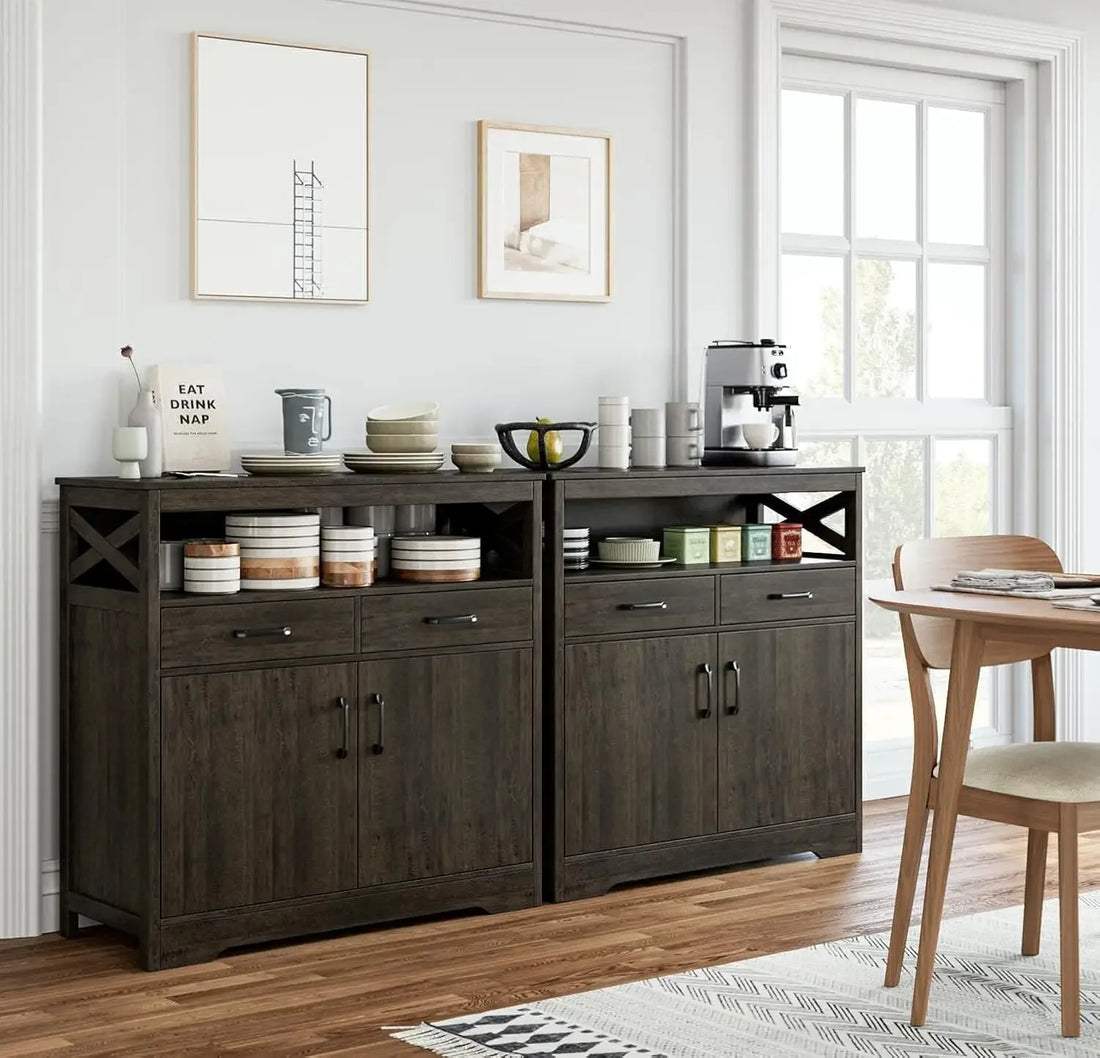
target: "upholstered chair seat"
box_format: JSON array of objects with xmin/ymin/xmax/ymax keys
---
[{"xmin": 932, "ymin": 743, "xmax": 1100, "ymax": 802}]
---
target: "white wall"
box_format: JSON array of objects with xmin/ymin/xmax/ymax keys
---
[{"xmin": 37, "ymin": 0, "xmax": 744, "ymax": 919}]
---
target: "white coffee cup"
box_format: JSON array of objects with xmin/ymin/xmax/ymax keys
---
[
  {"xmin": 630, "ymin": 407, "xmax": 665, "ymax": 437},
  {"xmin": 742, "ymin": 422, "xmax": 779, "ymax": 449},
  {"xmin": 599, "ymin": 424, "xmax": 630, "ymax": 445},
  {"xmin": 599, "ymin": 443, "xmax": 630, "ymax": 469},
  {"xmin": 631, "ymin": 436, "xmax": 664, "ymax": 468},
  {"xmin": 666, "ymin": 401, "xmax": 702, "ymax": 436},
  {"xmin": 665, "ymin": 435, "xmax": 701, "ymax": 466},
  {"xmin": 598, "ymin": 405, "xmax": 630, "ymax": 427}
]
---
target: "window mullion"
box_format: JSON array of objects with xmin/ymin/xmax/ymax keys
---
[
  {"xmin": 918, "ymin": 99, "xmax": 929, "ymax": 404},
  {"xmin": 845, "ymin": 89, "xmax": 855, "ymax": 403}
]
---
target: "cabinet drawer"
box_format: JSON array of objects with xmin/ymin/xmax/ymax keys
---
[
  {"xmin": 360, "ymin": 586, "xmax": 533, "ymax": 652},
  {"xmin": 161, "ymin": 598, "xmax": 355, "ymax": 668},
  {"xmin": 721, "ymin": 567, "xmax": 856, "ymax": 625},
  {"xmin": 564, "ymin": 577, "xmax": 715, "ymax": 638}
]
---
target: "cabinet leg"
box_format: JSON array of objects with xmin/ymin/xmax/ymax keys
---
[
  {"xmin": 58, "ymin": 906, "xmax": 81, "ymax": 939},
  {"xmin": 810, "ymin": 833, "xmax": 861, "ymax": 859}
]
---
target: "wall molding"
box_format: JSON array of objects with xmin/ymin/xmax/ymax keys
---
[
  {"xmin": 1, "ymin": 0, "xmax": 43, "ymax": 940},
  {"xmin": 753, "ymin": 0, "xmax": 1086, "ymax": 745}
]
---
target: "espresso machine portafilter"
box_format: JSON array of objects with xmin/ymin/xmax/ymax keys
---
[{"xmin": 701, "ymin": 339, "xmax": 800, "ymax": 467}]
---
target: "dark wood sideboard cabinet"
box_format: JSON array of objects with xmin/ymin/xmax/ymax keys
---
[
  {"xmin": 544, "ymin": 468, "xmax": 863, "ymax": 901},
  {"xmin": 57, "ymin": 465, "xmax": 862, "ymax": 968},
  {"xmin": 57, "ymin": 472, "xmax": 543, "ymax": 969}
]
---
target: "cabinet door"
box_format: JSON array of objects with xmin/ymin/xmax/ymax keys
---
[
  {"xmin": 718, "ymin": 623, "xmax": 856, "ymax": 832},
  {"xmin": 563, "ymin": 634, "xmax": 717, "ymax": 856},
  {"xmin": 161, "ymin": 663, "xmax": 358, "ymax": 917},
  {"xmin": 358, "ymin": 648, "xmax": 533, "ymax": 887}
]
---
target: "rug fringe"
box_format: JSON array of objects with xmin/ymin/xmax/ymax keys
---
[{"xmin": 390, "ymin": 1024, "xmax": 498, "ymax": 1057}]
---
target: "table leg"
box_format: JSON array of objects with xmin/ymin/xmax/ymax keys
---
[{"xmin": 910, "ymin": 618, "xmax": 983, "ymax": 1026}]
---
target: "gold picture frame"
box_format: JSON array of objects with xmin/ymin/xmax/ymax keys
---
[
  {"xmin": 477, "ymin": 120, "xmax": 612, "ymax": 302},
  {"xmin": 191, "ymin": 33, "xmax": 370, "ymax": 303}
]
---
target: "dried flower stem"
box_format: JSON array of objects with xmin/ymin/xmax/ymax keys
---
[{"xmin": 120, "ymin": 345, "xmax": 142, "ymax": 391}]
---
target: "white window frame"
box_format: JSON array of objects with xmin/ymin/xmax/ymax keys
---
[{"xmin": 753, "ymin": 0, "xmax": 1085, "ymax": 755}]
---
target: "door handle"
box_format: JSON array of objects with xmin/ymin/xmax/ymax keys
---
[
  {"xmin": 726, "ymin": 661, "xmax": 741, "ymax": 715},
  {"xmin": 696, "ymin": 662, "xmax": 713, "ymax": 718},
  {"xmin": 766, "ymin": 592, "xmax": 813, "ymax": 600},
  {"xmin": 233, "ymin": 625, "xmax": 292, "ymax": 639},
  {"xmin": 618, "ymin": 601, "xmax": 668, "ymax": 611},
  {"xmin": 335, "ymin": 696, "xmax": 350, "ymax": 758},
  {"xmin": 371, "ymin": 692, "xmax": 385, "ymax": 754},
  {"xmin": 423, "ymin": 614, "xmax": 479, "ymax": 625}
]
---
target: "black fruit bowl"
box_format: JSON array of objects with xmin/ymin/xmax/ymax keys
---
[{"xmin": 494, "ymin": 421, "xmax": 598, "ymax": 471}]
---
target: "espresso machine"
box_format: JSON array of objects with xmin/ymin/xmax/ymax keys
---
[{"xmin": 702, "ymin": 338, "xmax": 799, "ymax": 466}]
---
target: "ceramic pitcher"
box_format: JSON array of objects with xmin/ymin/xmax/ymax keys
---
[{"xmin": 276, "ymin": 388, "xmax": 332, "ymax": 454}]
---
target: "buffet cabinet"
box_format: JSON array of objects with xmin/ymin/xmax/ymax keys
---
[
  {"xmin": 58, "ymin": 466, "xmax": 861, "ymax": 968},
  {"xmin": 57, "ymin": 473, "xmax": 542, "ymax": 969},
  {"xmin": 545, "ymin": 467, "xmax": 863, "ymax": 900}
]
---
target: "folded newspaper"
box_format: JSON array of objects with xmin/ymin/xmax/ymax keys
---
[{"xmin": 933, "ymin": 568, "xmax": 1100, "ymax": 599}]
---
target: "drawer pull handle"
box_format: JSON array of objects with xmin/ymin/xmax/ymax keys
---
[
  {"xmin": 697, "ymin": 662, "xmax": 714, "ymax": 719},
  {"xmin": 424, "ymin": 614, "xmax": 479, "ymax": 625},
  {"xmin": 233, "ymin": 625, "xmax": 292, "ymax": 639},
  {"xmin": 766, "ymin": 592, "xmax": 814, "ymax": 600},
  {"xmin": 726, "ymin": 661, "xmax": 741, "ymax": 716},
  {"xmin": 618, "ymin": 601, "xmax": 668, "ymax": 611},
  {"xmin": 371, "ymin": 692, "xmax": 385, "ymax": 755},
  {"xmin": 336, "ymin": 696, "xmax": 350, "ymax": 759}
]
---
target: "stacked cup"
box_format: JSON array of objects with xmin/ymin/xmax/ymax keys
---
[
  {"xmin": 598, "ymin": 396, "xmax": 630, "ymax": 469},
  {"xmin": 183, "ymin": 540, "xmax": 240, "ymax": 594},
  {"xmin": 226, "ymin": 511, "xmax": 321, "ymax": 590},
  {"xmin": 630, "ymin": 408, "xmax": 665, "ymax": 468},
  {"xmin": 321, "ymin": 525, "xmax": 375, "ymax": 587},
  {"xmin": 665, "ymin": 401, "xmax": 703, "ymax": 467},
  {"xmin": 563, "ymin": 527, "xmax": 590, "ymax": 571}
]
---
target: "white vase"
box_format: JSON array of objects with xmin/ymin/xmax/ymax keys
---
[{"xmin": 128, "ymin": 388, "xmax": 163, "ymax": 477}]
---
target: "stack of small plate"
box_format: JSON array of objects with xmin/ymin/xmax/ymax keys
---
[
  {"xmin": 225, "ymin": 511, "xmax": 320, "ymax": 590},
  {"xmin": 390, "ymin": 535, "xmax": 480, "ymax": 583},
  {"xmin": 344, "ymin": 451, "xmax": 445, "ymax": 474},
  {"xmin": 183, "ymin": 540, "xmax": 240, "ymax": 594},
  {"xmin": 563, "ymin": 527, "xmax": 590, "ymax": 571},
  {"xmin": 240, "ymin": 452, "xmax": 343, "ymax": 476},
  {"xmin": 321, "ymin": 525, "xmax": 376, "ymax": 588}
]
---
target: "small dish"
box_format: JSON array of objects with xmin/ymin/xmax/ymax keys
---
[
  {"xmin": 589, "ymin": 557, "xmax": 678, "ymax": 568},
  {"xmin": 598, "ymin": 537, "xmax": 661, "ymax": 563}
]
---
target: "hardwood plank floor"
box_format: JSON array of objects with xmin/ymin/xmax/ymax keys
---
[{"xmin": 4, "ymin": 798, "xmax": 1100, "ymax": 1056}]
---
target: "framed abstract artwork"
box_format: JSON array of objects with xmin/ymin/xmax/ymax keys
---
[
  {"xmin": 191, "ymin": 34, "xmax": 369, "ymax": 303},
  {"xmin": 477, "ymin": 121, "xmax": 612, "ymax": 302}
]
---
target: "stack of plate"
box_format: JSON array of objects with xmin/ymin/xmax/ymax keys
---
[
  {"xmin": 321, "ymin": 525, "xmax": 376, "ymax": 588},
  {"xmin": 344, "ymin": 451, "xmax": 445, "ymax": 474},
  {"xmin": 240, "ymin": 452, "xmax": 343, "ymax": 476},
  {"xmin": 225, "ymin": 511, "xmax": 320, "ymax": 590},
  {"xmin": 563, "ymin": 527, "xmax": 590, "ymax": 571},
  {"xmin": 391, "ymin": 535, "xmax": 480, "ymax": 583},
  {"xmin": 183, "ymin": 540, "xmax": 240, "ymax": 594}
]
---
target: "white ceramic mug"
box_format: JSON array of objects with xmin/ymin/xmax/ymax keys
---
[
  {"xmin": 599, "ymin": 424, "xmax": 630, "ymax": 446},
  {"xmin": 742, "ymin": 422, "xmax": 779, "ymax": 449},
  {"xmin": 631, "ymin": 436, "xmax": 665, "ymax": 468},
  {"xmin": 666, "ymin": 401, "xmax": 702, "ymax": 436},
  {"xmin": 630, "ymin": 407, "xmax": 665, "ymax": 437},
  {"xmin": 665, "ymin": 435, "xmax": 701, "ymax": 466},
  {"xmin": 599, "ymin": 443, "xmax": 630, "ymax": 469},
  {"xmin": 598, "ymin": 405, "xmax": 630, "ymax": 427}
]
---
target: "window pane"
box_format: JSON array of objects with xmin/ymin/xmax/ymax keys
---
[
  {"xmin": 781, "ymin": 90, "xmax": 844, "ymax": 236},
  {"xmin": 855, "ymin": 98, "xmax": 916, "ymax": 240},
  {"xmin": 934, "ymin": 437, "xmax": 993, "ymax": 537},
  {"xmin": 799, "ymin": 438, "xmax": 855, "ymax": 468},
  {"xmin": 929, "ymin": 670, "xmax": 993, "ymax": 733},
  {"xmin": 863, "ymin": 437, "xmax": 927, "ymax": 744},
  {"xmin": 927, "ymin": 262, "xmax": 985, "ymax": 399},
  {"xmin": 854, "ymin": 258, "xmax": 917, "ymax": 399},
  {"xmin": 928, "ymin": 107, "xmax": 985, "ymax": 245},
  {"xmin": 781, "ymin": 254, "xmax": 844, "ymax": 398}
]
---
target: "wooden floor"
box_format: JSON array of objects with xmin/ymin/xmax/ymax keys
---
[{"xmin": 5, "ymin": 798, "xmax": 1100, "ymax": 1056}]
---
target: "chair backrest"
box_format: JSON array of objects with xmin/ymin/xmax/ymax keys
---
[{"xmin": 893, "ymin": 534, "xmax": 1063, "ymax": 670}]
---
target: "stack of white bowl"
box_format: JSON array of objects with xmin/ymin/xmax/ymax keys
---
[
  {"xmin": 365, "ymin": 403, "xmax": 439, "ymax": 453},
  {"xmin": 598, "ymin": 396, "xmax": 630, "ymax": 469},
  {"xmin": 183, "ymin": 540, "xmax": 240, "ymax": 594},
  {"xmin": 563, "ymin": 527, "xmax": 590, "ymax": 571},
  {"xmin": 321, "ymin": 525, "xmax": 375, "ymax": 588},
  {"xmin": 391, "ymin": 535, "xmax": 481, "ymax": 583},
  {"xmin": 629, "ymin": 408, "xmax": 665, "ymax": 468},
  {"xmin": 225, "ymin": 511, "xmax": 320, "ymax": 591},
  {"xmin": 451, "ymin": 442, "xmax": 502, "ymax": 473}
]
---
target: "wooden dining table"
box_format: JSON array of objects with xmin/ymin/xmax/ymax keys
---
[{"xmin": 868, "ymin": 587, "xmax": 1100, "ymax": 1025}]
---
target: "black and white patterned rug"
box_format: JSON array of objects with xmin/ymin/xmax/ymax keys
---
[{"xmin": 390, "ymin": 892, "xmax": 1100, "ymax": 1056}]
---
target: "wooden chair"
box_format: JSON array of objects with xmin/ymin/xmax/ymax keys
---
[{"xmin": 885, "ymin": 534, "xmax": 1100, "ymax": 1037}]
